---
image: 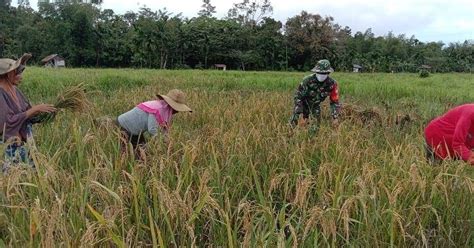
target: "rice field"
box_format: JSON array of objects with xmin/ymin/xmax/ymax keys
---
[{"xmin": 1, "ymin": 68, "xmax": 473, "ymax": 247}]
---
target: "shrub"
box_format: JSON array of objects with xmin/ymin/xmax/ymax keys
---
[{"xmin": 419, "ymin": 69, "xmax": 430, "ymax": 78}]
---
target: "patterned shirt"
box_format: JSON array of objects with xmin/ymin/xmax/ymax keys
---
[{"xmin": 290, "ymin": 74, "xmax": 341, "ymax": 126}]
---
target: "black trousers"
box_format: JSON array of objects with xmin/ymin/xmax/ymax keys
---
[{"xmin": 123, "ymin": 130, "xmax": 146, "ymax": 150}]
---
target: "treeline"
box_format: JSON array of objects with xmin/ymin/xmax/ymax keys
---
[{"xmin": 0, "ymin": 0, "xmax": 473, "ymax": 72}]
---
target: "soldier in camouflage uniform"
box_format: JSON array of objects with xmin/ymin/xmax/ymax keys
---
[{"xmin": 289, "ymin": 59, "xmax": 341, "ymax": 132}]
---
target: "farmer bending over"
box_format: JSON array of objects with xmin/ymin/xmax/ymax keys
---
[
  {"xmin": 425, "ymin": 103, "xmax": 474, "ymax": 166},
  {"xmin": 0, "ymin": 53, "xmax": 56, "ymax": 172},
  {"xmin": 116, "ymin": 89, "xmax": 192, "ymax": 160},
  {"xmin": 289, "ymin": 59, "xmax": 341, "ymax": 133}
]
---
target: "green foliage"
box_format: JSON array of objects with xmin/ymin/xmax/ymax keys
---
[
  {"xmin": 227, "ymin": 0, "xmax": 273, "ymax": 26},
  {"xmin": 419, "ymin": 69, "xmax": 430, "ymax": 78},
  {"xmin": 0, "ymin": 2, "xmax": 472, "ymax": 72},
  {"xmin": 198, "ymin": 0, "xmax": 216, "ymax": 18}
]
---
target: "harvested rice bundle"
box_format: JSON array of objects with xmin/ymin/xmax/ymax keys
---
[
  {"xmin": 34, "ymin": 83, "xmax": 90, "ymax": 123},
  {"xmin": 358, "ymin": 108, "xmax": 383, "ymax": 125},
  {"xmin": 340, "ymin": 103, "xmax": 383, "ymax": 125}
]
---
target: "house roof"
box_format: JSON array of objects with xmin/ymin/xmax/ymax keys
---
[
  {"xmin": 419, "ymin": 65, "xmax": 432, "ymax": 69},
  {"xmin": 41, "ymin": 54, "xmax": 64, "ymax": 63},
  {"xmin": 353, "ymin": 64, "xmax": 363, "ymax": 68}
]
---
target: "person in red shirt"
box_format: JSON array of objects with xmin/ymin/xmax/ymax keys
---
[{"xmin": 424, "ymin": 104, "xmax": 474, "ymax": 165}]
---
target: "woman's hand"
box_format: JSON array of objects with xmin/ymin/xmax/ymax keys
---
[
  {"xmin": 26, "ymin": 104, "xmax": 56, "ymax": 118},
  {"xmin": 34, "ymin": 104, "xmax": 56, "ymax": 113}
]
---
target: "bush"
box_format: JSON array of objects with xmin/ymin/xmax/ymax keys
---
[{"xmin": 419, "ymin": 69, "xmax": 430, "ymax": 78}]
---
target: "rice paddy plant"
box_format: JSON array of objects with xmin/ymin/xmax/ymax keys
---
[{"xmin": 0, "ymin": 68, "xmax": 473, "ymax": 247}]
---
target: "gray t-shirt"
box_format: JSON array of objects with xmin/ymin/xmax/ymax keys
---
[{"xmin": 117, "ymin": 107, "xmax": 159, "ymax": 136}]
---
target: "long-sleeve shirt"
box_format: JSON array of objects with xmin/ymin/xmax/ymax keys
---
[
  {"xmin": 424, "ymin": 104, "xmax": 474, "ymax": 164},
  {"xmin": 117, "ymin": 107, "xmax": 160, "ymax": 136},
  {"xmin": 0, "ymin": 87, "xmax": 32, "ymax": 142},
  {"xmin": 290, "ymin": 74, "xmax": 340, "ymax": 126}
]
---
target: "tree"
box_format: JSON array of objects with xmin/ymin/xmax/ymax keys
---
[
  {"xmin": 17, "ymin": 0, "xmax": 29, "ymax": 7},
  {"xmin": 285, "ymin": 11, "xmax": 337, "ymax": 70},
  {"xmin": 1, "ymin": 2, "xmax": 472, "ymax": 72},
  {"xmin": 68, "ymin": 4, "xmax": 99, "ymax": 66},
  {"xmin": 255, "ymin": 17, "xmax": 284, "ymax": 70},
  {"xmin": 227, "ymin": 0, "xmax": 273, "ymax": 26},
  {"xmin": 198, "ymin": 0, "xmax": 215, "ymax": 17},
  {"xmin": 0, "ymin": 0, "xmax": 11, "ymax": 9},
  {"xmin": 444, "ymin": 41, "xmax": 474, "ymax": 72},
  {"xmin": 94, "ymin": 9, "xmax": 134, "ymax": 67},
  {"xmin": 38, "ymin": 0, "xmax": 103, "ymax": 4},
  {"xmin": 131, "ymin": 8, "xmax": 182, "ymax": 69}
]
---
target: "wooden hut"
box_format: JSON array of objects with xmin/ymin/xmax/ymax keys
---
[
  {"xmin": 214, "ymin": 64, "xmax": 227, "ymax": 71},
  {"xmin": 41, "ymin": 54, "xmax": 65, "ymax": 68},
  {"xmin": 352, "ymin": 64, "xmax": 363, "ymax": 73}
]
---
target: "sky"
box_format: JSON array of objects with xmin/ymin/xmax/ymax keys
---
[{"xmin": 24, "ymin": 0, "xmax": 474, "ymax": 43}]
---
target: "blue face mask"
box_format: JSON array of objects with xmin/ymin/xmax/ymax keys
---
[{"xmin": 316, "ymin": 74, "xmax": 328, "ymax": 82}]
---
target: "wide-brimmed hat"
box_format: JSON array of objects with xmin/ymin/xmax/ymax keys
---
[
  {"xmin": 0, "ymin": 53, "xmax": 32, "ymax": 76},
  {"xmin": 310, "ymin": 59, "xmax": 334, "ymax": 73},
  {"xmin": 157, "ymin": 89, "xmax": 192, "ymax": 112}
]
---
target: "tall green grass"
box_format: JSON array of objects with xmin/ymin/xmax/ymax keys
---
[{"xmin": 0, "ymin": 68, "xmax": 473, "ymax": 247}]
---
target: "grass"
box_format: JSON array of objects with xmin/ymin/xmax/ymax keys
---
[{"xmin": 0, "ymin": 67, "xmax": 473, "ymax": 247}]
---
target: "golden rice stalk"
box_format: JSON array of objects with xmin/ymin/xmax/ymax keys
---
[
  {"xmin": 36, "ymin": 83, "xmax": 90, "ymax": 122},
  {"xmin": 54, "ymin": 83, "xmax": 90, "ymax": 112}
]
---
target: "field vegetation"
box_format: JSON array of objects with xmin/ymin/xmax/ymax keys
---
[{"xmin": 1, "ymin": 68, "xmax": 473, "ymax": 247}]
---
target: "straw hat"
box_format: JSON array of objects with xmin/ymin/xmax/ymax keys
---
[
  {"xmin": 157, "ymin": 89, "xmax": 192, "ymax": 112},
  {"xmin": 0, "ymin": 53, "xmax": 32, "ymax": 75}
]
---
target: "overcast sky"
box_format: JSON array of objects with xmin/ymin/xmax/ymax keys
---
[{"xmin": 25, "ymin": 0, "xmax": 474, "ymax": 43}]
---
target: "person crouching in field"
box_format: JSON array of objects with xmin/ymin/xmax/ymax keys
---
[
  {"xmin": 0, "ymin": 53, "xmax": 56, "ymax": 172},
  {"xmin": 424, "ymin": 104, "xmax": 474, "ymax": 166},
  {"xmin": 289, "ymin": 59, "xmax": 341, "ymax": 133},
  {"xmin": 116, "ymin": 89, "xmax": 192, "ymax": 160}
]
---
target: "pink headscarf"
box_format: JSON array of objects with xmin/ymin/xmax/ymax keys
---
[{"xmin": 137, "ymin": 100, "xmax": 174, "ymax": 130}]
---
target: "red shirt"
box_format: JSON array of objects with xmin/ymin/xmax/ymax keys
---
[{"xmin": 424, "ymin": 104, "xmax": 474, "ymax": 164}]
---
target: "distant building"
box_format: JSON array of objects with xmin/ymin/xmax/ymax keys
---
[
  {"xmin": 214, "ymin": 64, "xmax": 227, "ymax": 71},
  {"xmin": 41, "ymin": 54, "xmax": 65, "ymax": 68},
  {"xmin": 419, "ymin": 65, "xmax": 432, "ymax": 71},
  {"xmin": 353, "ymin": 64, "xmax": 363, "ymax": 73}
]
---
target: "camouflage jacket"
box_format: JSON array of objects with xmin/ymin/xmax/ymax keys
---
[{"xmin": 290, "ymin": 74, "xmax": 341, "ymax": 126}]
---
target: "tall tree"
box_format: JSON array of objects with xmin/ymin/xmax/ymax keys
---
[
  {"xmin": 285, "ymin": 11, "xmax": 337, "ymax": 70},
  {"xmin": 255, "ymin": 17, "xmax": 284, "ymax": 70},
  {"xmin": 227, "ymin": 0, "xmax": 273, "ymax": 26},
  {"xmin": 198, "ymin": 0, "xmax": 215, "ymax": 17}
]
